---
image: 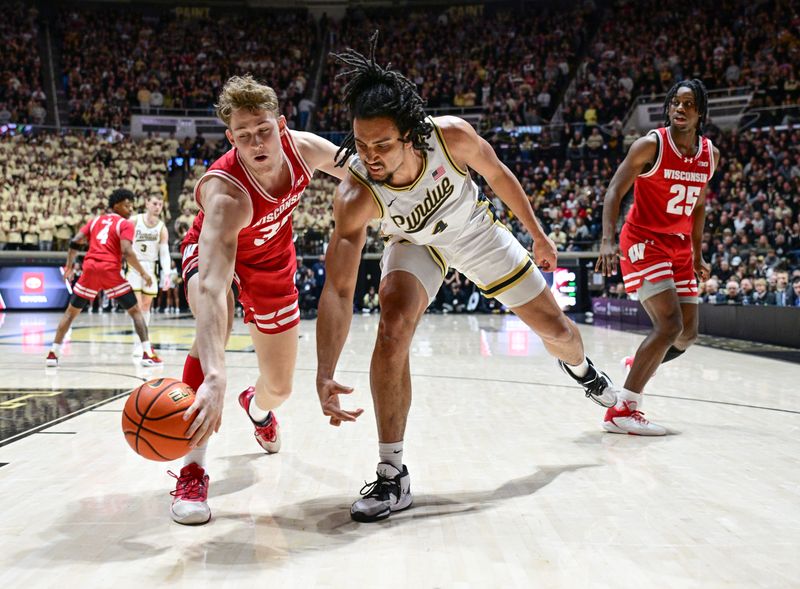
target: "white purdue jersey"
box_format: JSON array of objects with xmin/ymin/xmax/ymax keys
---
[
  {"xmin": 348, "ymin": 117, "xmax": 479, "ymax": 247},
  {"xmin": 132, "ymin": 214, "xmax": 163, "ymax": 265}
]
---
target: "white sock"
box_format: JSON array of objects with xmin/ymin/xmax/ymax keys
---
[
  {"xmin": 248, "ymin": 395, "xmax": 271, "ymax": 424},
  {"xmin": 141, "ymin": 341, "xmax": 153, "ymax": 355},
  {"xmin": 143, "ymin": 310, "xmax": 151, "ymax": 326},
  {"xmin": 184, "ymin": 444, "xmax": 207, "ymax": 469},
  {"xmin": 379, "ymin": 441, "xmax": 404, "ymax": 470},
  {"xmin": 616, "ymin": 388, "xmax": 642, "ymax": 410},
  {"xmin": 51, "ymin": 343, "xmax": 61, "ymax": 355},
  {"xmin": 566, "ymin": 356, "xmax": 590, "ymax": 378}
]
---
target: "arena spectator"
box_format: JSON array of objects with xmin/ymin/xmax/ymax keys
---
[
  {"xmin": 361, "ymin": 286, "xmax": 380, "ymax": 314},
  {"xmin": 752, "ymin": 278, "xmax": 776, "ymax": 305},
  {"xmin": 718, "ymin": 280, "xmax": 744, "ymax": 305}
]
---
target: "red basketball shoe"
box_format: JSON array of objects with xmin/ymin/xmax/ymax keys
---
[
  {"xmin": 141, "ymin": 351, "xmax": 163, "ymax": 367},
  {"xmin": 169, "ymin": 462, "xmax": 211, "ymax": 525},
  {"xmin": 603, "ymin": 401, "xmax": 667, "ymax": 436},
  {"xmin": 45, "ymin": 351, "xmax": 59, "ymax": 368},
  {"xmin": 622, "ymin": 355, "xmax": 635, "ymax": 374},
  {"xmin": 238, "ymin": 387, "xmax": 281, "ymax": 453}
]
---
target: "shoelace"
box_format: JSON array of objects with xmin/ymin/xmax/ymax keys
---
[
  {"xmin": 629, "ymin": 410, "xmax": 649, "ymax": 424},
  {"xmin": 359, "ymin": 475, "xmax": 397, "ymax": 500},
  {"xmin": 254, "ymin": 420, "xmax": 277, "ymax": 442},
  {"xmin": 168, "ymin": 470, "xmax": 207, "ymax": 500},
  {"xmin": 582, "ymin": 370, "xmax": 608, "ymax": 398}
]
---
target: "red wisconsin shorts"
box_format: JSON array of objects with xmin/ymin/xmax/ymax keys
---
[
  {"xmin": 74, "ymin": 259, "xmax": 132, "ymax": 301},
  {"xmin": 619, "ymin": 224, "xmax": 698, "ymax": 299},
  {"xmin": 180, "ymin": 243, "xmax": 299, "ymax": 335}
]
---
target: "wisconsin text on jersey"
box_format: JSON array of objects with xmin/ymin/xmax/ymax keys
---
[
  {"xmin": 253, "ymin": 191, "xmax": 302, "ymax": 228},
  {"xmin": 390, "ymin": 176, "xmax": 454, "ymax": 233},
  {"xmin": 663, "ymin": 169, "xmax": 709, "ymax": 183}
]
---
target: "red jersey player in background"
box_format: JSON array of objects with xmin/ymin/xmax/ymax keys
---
[
  {"xmin": 168, "ymin": 75, "xmax": 350, "ymax": 525},
  {"xmin": 46, "ymin": 189, "xmax": 162, "ymax": 367},
  {"xmin": 596, "ymin": 79, "xmax": 719, "ymax": 435}
]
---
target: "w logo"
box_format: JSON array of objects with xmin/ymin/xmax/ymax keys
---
[{"xmin": 628, "ymin": 242, "xmax": 646, "ymax": 263}]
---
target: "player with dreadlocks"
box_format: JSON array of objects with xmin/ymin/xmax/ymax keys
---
[
  {"xmin": 596, "ymin": 79, "xmax": 719, "ymax": 435},
  {"xmin": 316, "ymin": 32, "xmax": 617, "ymax": 522}
]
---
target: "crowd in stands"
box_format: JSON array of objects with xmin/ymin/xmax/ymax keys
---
[
  {"xmin": 316, "ymin": 3, "xmax": 594, "ymax": 133},
  {"xmin": 0, "ymin": 3, "xmax": 46, "ymax": 126},
  {"xmin": 565, "ymin": 0, "xmax": 800, "ymax": 127},
  {"xmin": 57, "ymin": 5, "xmax": 317, "ymax": 128},
  {"xmin": 0, "ymin": 130, "xmax": 168, "ymax": 250}
]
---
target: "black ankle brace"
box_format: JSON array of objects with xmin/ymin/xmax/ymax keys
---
[{"xmin": 661, "ymin": 346, "xmax": 685, "ymax": 364}]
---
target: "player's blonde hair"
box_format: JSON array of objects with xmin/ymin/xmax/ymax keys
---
[{"xmin": 215, "ymin": 75, "xmax": 279, "ymax": 127}]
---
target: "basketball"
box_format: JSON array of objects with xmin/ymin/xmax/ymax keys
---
[{"xmin": 122, "ymin": 378, "xmax": 196, "ymax": 461}]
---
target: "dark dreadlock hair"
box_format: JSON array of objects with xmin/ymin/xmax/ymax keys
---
[
  {"xmin": 663, "ymin": 79, "xmax": 709, "ymax": 136},
  {"xmin": 330, "ymin": 30, "xmax": 433, "ymax": 168}
]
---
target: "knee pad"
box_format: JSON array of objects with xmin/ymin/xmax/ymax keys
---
[
  {"xmin": 116, "ymin": 290, "xmax": 138, "ymax": 310},
  {"xmin": 69, "ymin": 294, "xmax": 90, "ymax": 309}
]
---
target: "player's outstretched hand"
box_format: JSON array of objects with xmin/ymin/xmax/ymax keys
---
[
  {"xmin": 316, "ymin": 377, "xmax": 363, "ymax": 427},
  {"xmin": 595, "ymin": 240, "xmax": 619, "ymax": 276},
  {"xmin": 534, "ymin": 233, "xmax": 558, "ymax": 272},
  {"xmin": 694, "ymin": 255, "xmax": 711, "ymax": 282},
  {"xmin": 184, "ymin": 378, "xmax": 224, "ymax": 448}
]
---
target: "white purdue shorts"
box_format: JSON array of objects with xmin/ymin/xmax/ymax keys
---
[
  {"xmin": 126, "ymin": 262, "xmax": 158, "ymax": 296},
  {"xmin": 380, "ymin": 203, "xmax": 547, "ymax": 308}
]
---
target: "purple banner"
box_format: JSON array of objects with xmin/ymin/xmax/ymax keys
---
[{"xmin": 591, "ymin": 297, "xmax": 653, "ymax": 328}]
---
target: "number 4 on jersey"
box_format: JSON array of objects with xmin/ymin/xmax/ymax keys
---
[{"xmin": 96, "ymin": 219, "xmax": 114, "ymax": 244}]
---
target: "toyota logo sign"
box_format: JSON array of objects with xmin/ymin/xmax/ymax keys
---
[{"xmin": 23, "ymin": 272, "xmax": 45, "ymax": 294}]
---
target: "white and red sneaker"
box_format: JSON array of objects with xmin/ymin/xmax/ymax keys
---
[
  {"xmin": 238, "ymin": 387, "xmax": 281, "ymax": 453},
  {"xmin": 141, "ymin": 351, "xmax": 163, "ymax": 367},
  {"xmin": 603, "ymin": 401, "xmax": 667, "ymax": 436},
  {"xmin": 169, "ymin": 463, "xmax": 211, "ymax": 525},
  {"xmin": 46, "ymin": 351, "xmax": 59, "ymax": 368}
]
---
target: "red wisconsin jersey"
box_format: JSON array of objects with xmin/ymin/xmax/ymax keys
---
[
  {"xmin": 627, "ymin": 127, "xmax": 716, "ymax": 236},
  {"xmin": 193, "ymin": 128, "xmax": 312, "ymax": 267},
  {"xmin": 80, "ymin": 213, "xmax": 134, "ymax": 267}
]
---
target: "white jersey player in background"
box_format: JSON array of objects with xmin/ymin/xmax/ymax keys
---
[{"xmin": 128, "ymin": 194, "xmax": 171, "ymax": 354}]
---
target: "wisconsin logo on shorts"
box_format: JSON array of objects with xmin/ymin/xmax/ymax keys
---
[{"xmin": 628, "ymin": 242, "xmax": 646, "ymax": 263}]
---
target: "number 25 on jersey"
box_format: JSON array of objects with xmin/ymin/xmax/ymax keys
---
[{"xmin": 666, "ymin": 184, "xmax": 700, "ymax": 216}]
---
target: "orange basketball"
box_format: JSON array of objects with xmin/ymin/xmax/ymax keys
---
[{"xmin": 122, "ymin": 378, "xmax": 196, "ymax": 461}]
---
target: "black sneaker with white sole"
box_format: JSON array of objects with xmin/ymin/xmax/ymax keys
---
[
  {"xmin": 350, "ymin": 462, "xmax": 412, "ymax": 522},
  {"xmin": 559, "ymin": 356, "xmax": 617, "ymax": 408}
]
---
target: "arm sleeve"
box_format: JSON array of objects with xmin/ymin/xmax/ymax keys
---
[{"xmin": 159, "ymin": 243, "xmax": 171, "ymax": 272}]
